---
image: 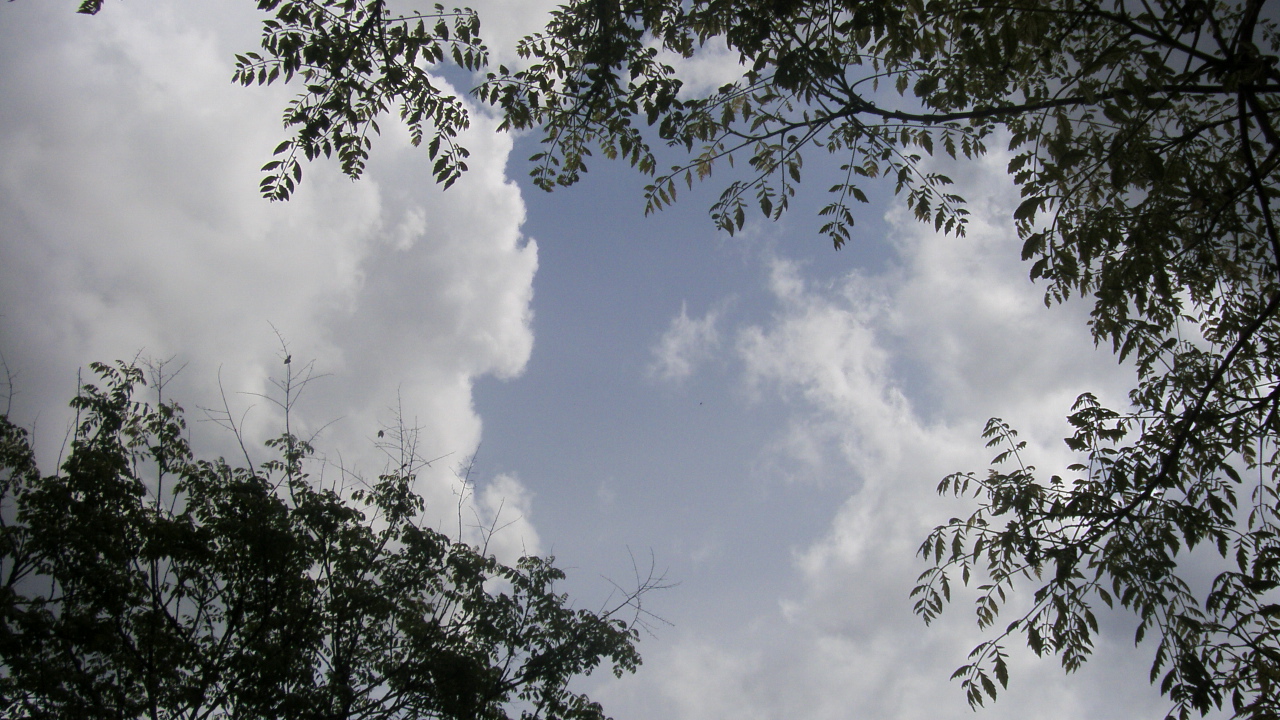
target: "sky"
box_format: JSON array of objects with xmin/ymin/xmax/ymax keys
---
[{"xmin": 0, "ymin": 2, "xmax": 1198, "ymax": 719}]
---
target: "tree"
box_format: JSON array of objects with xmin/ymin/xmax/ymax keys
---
[
  {"xmin": 65, "ymin": 0, "xmax": 1280, "ymax": 716},
  {"xmin": 0, "ymin": 359, "xmax": 647, "ymax": 719}
]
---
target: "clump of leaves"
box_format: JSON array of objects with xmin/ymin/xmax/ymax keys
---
[
  {"xmin": 0, "ymin": 361, "xmax": 646, "ymax": 720},
  {"xmin": 234, "ymin": 1, "xmax": 487, "ymax": 199}
]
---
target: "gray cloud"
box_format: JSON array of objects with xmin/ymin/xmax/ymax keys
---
[
  {"xmin": 649, "ymin": 300, "xmax": 725, "ymax": 382},
  {"xmin": 0, "ymin": 0, "xmax": 539, "ymax": 553},
  {"xmin": 596, "ymin": 147, "xmax": 1172, "ymax": 720}
]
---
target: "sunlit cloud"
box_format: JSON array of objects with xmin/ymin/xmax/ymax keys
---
[
  {"xmin": 0, "ymin": 0, "xmax": 538, "ymax": 545},
  {"xmin": 648, "ymin": 300, "xmax": 725, "ymax": 382},
  {"xmin": 599, "ymin": 148, "xmax": 1166, "ymax": 720},
  {"xmin": 0, "ymin": 4, "xmax": 1184, "ymax": 719}
]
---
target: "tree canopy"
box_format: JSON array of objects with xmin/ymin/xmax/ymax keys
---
[
  {"xmin": 0, "ymin": 360, "xmax": 644, "ymax": 719},
  {"xmin": 67, "ymin": 0, "xmax": 1280, "ymax": 716}
]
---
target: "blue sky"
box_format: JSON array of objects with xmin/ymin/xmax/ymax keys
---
[{"xmin": 0, "ymin": 2, "xmax": 1193, "ymax": 719}]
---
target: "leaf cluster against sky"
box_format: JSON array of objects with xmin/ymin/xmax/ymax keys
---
[{"xmin": 0, "ymin": 2, "xmax": 1205, "ymax": 718}]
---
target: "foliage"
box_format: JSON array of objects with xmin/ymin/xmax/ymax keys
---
[
  {"xmin": 481, "ymin": 2, "xmax": 1280, "ymax": 717},
  {"xmin": 79, "ymin": 0, "xmax": 488, "ymax": 200},
  {"xmin": 0, "ymin": 361, "xmax": 643, "ymax": 719},
  {"xmin": 66, "ymin": 0, "xmax": 1280, "ymax": 716},
  {"xmin": 235, "ymin": 1, "xmax": 487, "ymax": 200}
]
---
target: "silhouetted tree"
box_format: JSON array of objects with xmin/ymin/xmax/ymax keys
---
[{"xmin": 0, "ymin": 360, "xmax": 646, "ymax": 719}]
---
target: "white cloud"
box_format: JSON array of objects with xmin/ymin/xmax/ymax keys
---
[
  {"xmin": 464, "ymin": 0, "xmax": 560, "ymax": 68},
  {"xmin": 738, "ymin": 258, "xmax": 914, "ymax": 480},
  {"xmin": 656, "ymin": 37, "xmax": 750, "ymax": 99},
  {"xmin": 652, "ymin": 639, "xmax": 768, "ymax": 720},
  {"xmin": 600, "ymin": 150, "xmax": 1168, "ymax": 720},
  {"xmin": 648, "ymin": 301, "xmax": 725, "ymax": 382},
  {"xmin": 0, "ymin": 5, "xmax": 1196, "ymax": 719},
  {"xmin": 0, "ymin": 1, "xmax": 538, "ymax": 538},
  {"xmin": 469, "ymin": 471, "xmax": 542, "ymax": 562}
]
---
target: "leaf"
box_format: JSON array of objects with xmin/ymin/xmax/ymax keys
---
[
  {"xmin": 1, "ymin": 359, "xmax": 647, "ymax": 717},
  {"xmin": 980, "ymin": 672, "xmax": 998, "ymax": 701},
  {"xmin": 1014, "ymin": 196, "xmax": 1042, "ymax": 223}
]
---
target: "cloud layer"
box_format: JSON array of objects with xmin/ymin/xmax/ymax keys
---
[
  {"xmin": 1, "ymin": 3, "xmax": 1199, "ymax": 718},
  {"xmin": 0, "ymin": 0, "xmax": 541, "ymax": 553},
  {"xmin": 648, "ymin": 300, "xmax": 725, "ymax": 382},
  {"xmin": 627, "ymin": 151, "xmax": 1170, "ymax": 719}
]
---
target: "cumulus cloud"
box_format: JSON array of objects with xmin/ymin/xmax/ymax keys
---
[
  {"xmin": 470, "ymin": 472, "xmax": 542, "ymax": 562},
  {"xmin": 657, "ymin": 36, "xmax": 751, "ymax": 99},
  {"xmin": 0, "ymin": 4, "xmax": 1195, "ymax": 718},
  {"xmin": 465, "ymin": 0, "xmax": 560, "ymax": 67},
  {"xmin": 0, "ymin": 1, "xmax": 538, "ymax": 544},
  {"xmin": 648, "ymin": 301, "xmax": 725, "ymax": 382},
  {"xmin": 737, "ymin": 259, "xmax": 913, "ymax": 479},
  {"xmin": 599, "ymin": 151, "xmax": 1167, "ymax": 719}
]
